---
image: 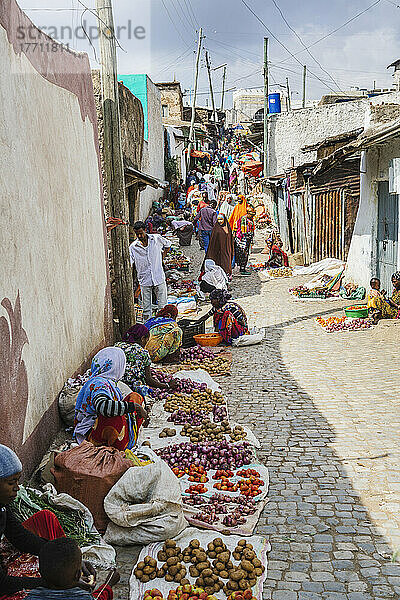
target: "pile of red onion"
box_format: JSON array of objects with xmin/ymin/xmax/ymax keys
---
[
  {"xmin": 156, "ymin": 440, "xmax": 253, "ymax": 470},
  {"xmin": 213, "ymin": 404, "xmax": 228, "ymax": 422},
  {"xmin": 179, "ymin": 345, "xmax": 215, "ymax": 362},
  {"xmin": 167, "ymin": 409, "xmax": 205, "ymax": 426}
]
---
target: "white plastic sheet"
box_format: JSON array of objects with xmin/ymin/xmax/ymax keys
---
[
  {"xmin": 129, "ymin": 527, "xmax": 270, "ymax": 600},
  {"xmin": 293, "ymin": 258, "xmax": 345, "ymax": 276}
]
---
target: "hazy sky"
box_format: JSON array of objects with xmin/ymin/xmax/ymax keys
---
[{"xmin": 19, "ymin": 0, "xmax": 400, "ymax": 108}]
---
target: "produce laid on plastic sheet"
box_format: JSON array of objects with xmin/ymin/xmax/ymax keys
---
[
  {"xmin": 129, "ymin": 528, "xmax": 270, "ymax": 600},
  {"xmin": 315, "ymin": 316, "xmax": 373, "ymax": 333},
  {"xmin": 155, "ymin": 440, "xmax": 268, "ymax": 536},
  {"xmin": 265, "ymin": 267, "xmax": 293, "ymax": 278},
  {"xmin": 161, "ymin": 346, "xmax": 233, "ymax": 377}
]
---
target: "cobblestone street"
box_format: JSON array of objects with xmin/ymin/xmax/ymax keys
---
[
  {"xmin": 115, "ymin": 235, "xmax": 400, "ymax": 600},
  {"xmin": 220, "ymin": 237, "xmax": 400, "ymax": 599}
]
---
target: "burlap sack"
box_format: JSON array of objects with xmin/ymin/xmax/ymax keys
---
[{"xmin": 52, "ymin": 442, "xmax": 132, "ymax": 532}]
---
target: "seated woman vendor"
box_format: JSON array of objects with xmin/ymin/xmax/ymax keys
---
[
  {"xmin": 73, "ymin": 347, "xmax": 147, "ymax": 451},
  {"xmin": 0, "ymin": 444, "xmax": 96, "ymax": 598},
  {"xmin": 265, "ymin": 239, "xmax": 289, "ymax": 268},
  {"xmin": 197, "ymin": 289, "xmax": 248, "ymax": 345},
  {"xmin": 116, "ymin": 324, "xmax": 170, "ymax": 397},
  {"xmin": 145, "ymin": 305, "xmax": 183, "ymax": 363},
  {"xmin": 369, "ymin": 271, "xmax": 400, "ymax": 323}
]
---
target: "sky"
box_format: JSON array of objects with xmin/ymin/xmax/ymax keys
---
[{"xmin": 19, "ymin": 0, "xmax": 400, "ymax": 108}]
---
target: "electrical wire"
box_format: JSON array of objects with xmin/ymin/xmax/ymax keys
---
[
  {"xmin": 239, "ymin": 0, "xmax": 342, "ymax": 94},
  {"xmin": 182, "ymin": 0, "xmax": 200, "ymax": 28},
  {"xmin": 170, "ymin": 0, "xmax": 196, "ymax": 33},
  {"xmin": 268, "ymin": 0, "xmax": 343, "ymax": 92},
  {"xmin": 160, "ymin": 0, "xmax": 193, "ymax": 49},
  {"xmin": 275, "ymin": 0, "xmax": 382, "ymax": 65}
]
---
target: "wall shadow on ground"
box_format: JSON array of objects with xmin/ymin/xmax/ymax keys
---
[{"xmin": 222, "ymin": 311, "xmax": 400, "ymax": 598}]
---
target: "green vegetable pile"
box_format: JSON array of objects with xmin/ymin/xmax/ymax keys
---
[{"xmin": 11, "ymin": 486, "xmax": 101, "ymax": 547}]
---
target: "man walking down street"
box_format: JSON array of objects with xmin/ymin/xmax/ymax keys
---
[
  {"xmin": 194, "ymin": 199, "xmax": 217, "ymax": 252},
  {"xmin": 129, "ymin": 221, "xmax": 172, "ymax": 322}
]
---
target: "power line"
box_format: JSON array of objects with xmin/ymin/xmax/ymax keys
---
[
  {"xmin": 239, "ymin": 0, "xmax": 341, "ymax": 94},
  {"xmin": 179, "ymin": 0, "xmax": 197, "ymax": 30},
  {"xmin": 183, "ymin": 0, "xmax": 200, "ymax": 27},
  {"xmin": 275, "ymin": 0, "xmax": 382, "ymax": 65},
  {"xmin": 170, "ymin": 0, "xmax": 196, "ymax": 33},
  {"xmin": 160, "ymin": 0, "xmax": 193, "ymax": 49},
  {"xmin": 268, "ymin": 0, "xmax": 343, "ymax": 92}
]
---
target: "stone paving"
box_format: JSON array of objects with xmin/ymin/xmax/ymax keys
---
[{"xmin": 114, "ymin": 232, "xmax": 400, "ymax": 599}]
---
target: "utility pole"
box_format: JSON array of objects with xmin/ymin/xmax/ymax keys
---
[
  {"xmin": 205, "ymin": 50, "xmax": 217, "ymax": 125},
  {"xmin": 263, "ymin": 37, "xmax": 269, "ymax": 178},
  {"xmin": 96, "ymin": 0, "xmax": 135, "ymax": 336},
  {"xmin": 286, "ymin": 77, "xmax": 291, "ymax": 111},
  {"xmin": 302, "ymin": 65, "xmax": 307, "ymax": 108},
  {"xmin": 220, "ymin": 65, "xmax": 227, "ymax": 111},
  {"xmin": 187, "ymin": 27, "xmax": 203, "ymax": 171}
]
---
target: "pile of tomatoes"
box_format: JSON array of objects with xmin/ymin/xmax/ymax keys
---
[
  {"xmin": 185, "ymin": 483, "xmax": 207, "ymax": 494},
  {"xmin": 213, "ymin": 469, "xmax": 234, "ymax": 479},
  {"xmin": 172, "ymin": 464, "xmax": 208, "ymax": 482}
]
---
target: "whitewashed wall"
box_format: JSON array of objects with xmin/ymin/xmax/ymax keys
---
[
  {"xmin": 0, "ymin": 1, "xmax": 112, "ymax": 474},
  {"xmin": 139, "ymin": 77, "xmax": 165, "ymax": 220},
  {"xmin": 268, "ymin": 100, "xmax": 367, "ymax": 175}
]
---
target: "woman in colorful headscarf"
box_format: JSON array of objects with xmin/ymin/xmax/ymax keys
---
[
  {"xmin": 198, "ymin": 290, "xmax": 248, "ymax": 345},
  {"xmin": 266, "ymin": 239, "xmax": 289, "ymax": 268},
  {"xmin": 145, "ymin": 305, "xmax": 183, "ymax": 363},
  {"xmin": 73, "ymin": 347, "xmax": 147, "ymax": 451},
  {"xmin": 234, "ymin": 205, "xmax": 256, "ymax": 276},
  {"xmin": 115, "ymin": 324, "xmax": 169, "ymax": 397},
  {"xmin": 370, "ymin": 271, "xmax": 400, "ymax": 322},
  {"xmin": 228, "ymin": 194, "xmax": 247, "ymax": 231}
]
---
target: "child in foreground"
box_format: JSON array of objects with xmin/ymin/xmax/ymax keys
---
[{"xmin": 26, "ymin": 538, "xmax": 120, "ymax": 600}]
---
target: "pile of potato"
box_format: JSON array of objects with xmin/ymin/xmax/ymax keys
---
[
  {"xmin": 207, "ymin": 539, "xmax": 233, "ymax": 579},
  {"xmin": 224, "ymin": 541, "xmax": 264, "ymax": 593},
  {"xmin": 229, "ymin": 425, "xmax": 247, "ymax": 442},
  {"xmin": 181, "ymin": 539, "xmax": 224, "ymax": 595},
  {"xmin": 133, "ymin": 556, "xmax": 158, "ymax": 583},
  {"xmin": 180, "ymin": 357, "xmax": 232, "ymax": 377},
  {"xmin": 159, "ymin": 427, "xmax": 176, "ymax": 438},
  {"xmin": 182, "ymin": 418, "xmax": 231, "ymax": 443},
  {"xmin": 157, "ymin": 540, "xmax": 188, "ymax": 584},
  {"xmin": 164, "ymin": 389, "xmax": 224, "ymax": 414}
]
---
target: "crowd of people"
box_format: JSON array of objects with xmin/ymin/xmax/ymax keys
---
[{"xmin": 4, "ymin": 135, "xmax": 400, "ymax": 600}]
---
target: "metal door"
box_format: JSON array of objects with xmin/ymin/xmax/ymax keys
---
[
  {"xmin": 377, "ymin": 181, "xmax": 399, "ymax": 291},
  {"xmin": 312, "ymin": 190, "xmax": 345, "ymax": 261}
]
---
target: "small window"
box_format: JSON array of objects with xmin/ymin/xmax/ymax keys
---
[{"xmin": 162, "ymin": 104, "xmax": 169, "ymax": 117}]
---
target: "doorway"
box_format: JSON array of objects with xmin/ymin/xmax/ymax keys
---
[{"xmin": 376, "ymin": 181, "xmax": 399, "ymax": 291}]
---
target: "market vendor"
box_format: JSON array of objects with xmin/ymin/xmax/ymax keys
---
[
  {"xmin": 197, "ymin": 289, "xmax": 249, "ymax": 345},
  {"xmin": 266, "ymin": 239, "xmax": 289, "ymax": 268},
  {"xmin": 73, "ymin": 347, "xmax": 147, "ymax": 451},
  {"xmin": 116, "ymin": 324, "xmax": 171, "ymax": 396},
  {"xmin": 145, "ymin": 305, "xmax": 183, "ymax": 363},
  {"xmin": 199, "ymin": 259, "xmax": 229, "ymax": 294},
  {"xmin": 369, "ymin": 271, "xmax": 400, "ymax": 322},
  {"xmin": 0, "ymin": 444, "xmax": 96, "ymax": 598}
]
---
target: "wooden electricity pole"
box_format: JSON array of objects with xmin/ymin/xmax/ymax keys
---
[
  {"xmin": 205, "ymin": 50, "xmax": 217, "ymax": 125},
  {"xmin": 286, "ymin": 77, "xmax": 291, "ymax": 111},
  {"xmin": 187, "ymin": 27, "xmax": 203, "ymax": 171},
  {"xmin": 96, "ymin": 0, "xmax": 135, "ymax": 336},
  {"xmin": 302, "ymin": 65, "xmax": 307, "ymax": 108},
  {"xmin": 220, "ymin": 65, "xmax": 227, "ymax": 111},
  {"xmin": 263, "ymin": 37, "xmax": 269, "ymax": 178}
]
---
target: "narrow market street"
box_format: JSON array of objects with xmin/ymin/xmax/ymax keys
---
[{"xmin": 111, "ymin": 232, "xmax": 400, "ymax": 600}]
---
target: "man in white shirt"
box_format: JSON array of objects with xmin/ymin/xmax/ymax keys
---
[{"xmin": 130, "ymin": 221, "xmax": 172, "ymax": 322}]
